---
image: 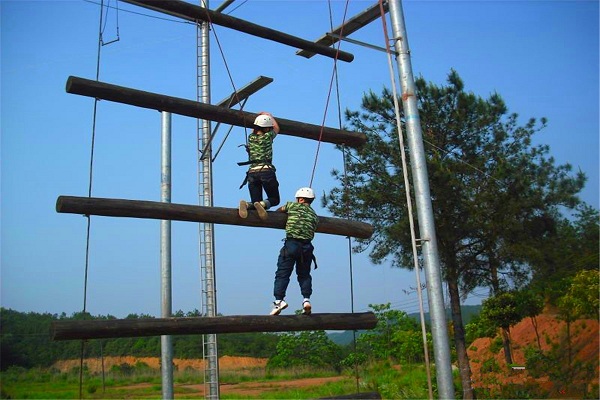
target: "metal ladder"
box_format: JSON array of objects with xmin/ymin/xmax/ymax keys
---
[{"xmin": 196, "ymin": 15, "xmax": 220, "ymax": 400}]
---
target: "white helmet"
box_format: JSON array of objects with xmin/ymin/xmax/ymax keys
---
[
  {"xmin": 295, "ymin": 187, "xmax": 315, "ymax": 199},
  {"xmin": 254, "ymin": 114, "xmax": 274, "ymax": 128}
]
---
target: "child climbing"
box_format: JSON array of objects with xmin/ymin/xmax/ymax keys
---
[
  {"xmin": 238, "ymin": 112, "xmax": 280, "ymax": 220},
  {"xmin": 270, "ymin": 187, "xmax": 319, "ymax": 316}
]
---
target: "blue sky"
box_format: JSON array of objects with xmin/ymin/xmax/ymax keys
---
[{"xmin": 2, "ymin": 0, "xmax": 598, "ymax": 319}]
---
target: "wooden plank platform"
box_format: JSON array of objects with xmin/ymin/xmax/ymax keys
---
[
  {"xmin": 51, "ymin": 312, "xmax": 378, "ymax": 341},
  {"xmin": 56, "ymin": 196, "xmax": 374, "ymax": 239},
  {"xmin": 66, "ymin": 76, "xmax": 366, "ymax": 148}
]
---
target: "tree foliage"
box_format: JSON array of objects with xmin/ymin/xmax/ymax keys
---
[
  {"xmin": 465, "ymin": 312, "xmax": 497, "ymax": 344},
  {"xmin": 529, "ymin": 204, "xmax": 599, "ymax": 304},
  {"xmin": 562, "ymin": 269, "xmax": 599, "ymax": 320},
  {"xmin": 0, "ymin": 308, "xmax": 279, "ymax": 370},
  {"xmin": 557, "ymin": 269, "xmax": 600, "ymax": 324},
  {"xmin": 351, "ymin": 303, "xmax": 427, "ymax": 364},
  {"xmin": 479, "ymin": 291, "xmax": 526, "ymax": 364},
  {"xmin": 325, "ymin": 69, "xmax": 586, "ymax": 292},
  {"xmin": 466, "ymin": 289, "xmax": 545, "ymax": 345},
  {"xmin": 323, "ymin": 69, "xmax": 589, "ymax": 397},
  {"xmin": 358, "ymin": 303, "xmax": 423, "ymax": 361},
  {"xmin": 267, "ymin": 330, "xmax": 343, "ymax": 371},
  {"xmin": 480, "ymin": 292, "xmax": 522, "ymax": 331}
]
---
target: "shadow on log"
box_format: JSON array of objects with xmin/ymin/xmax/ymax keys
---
[
  {"xmin": 66, "ymin": 76, "xmax": 366, "ymax": 148},
  {"xmin": 56, "ymin": 196, "xmax": 374, "ymax": 239},
  {"xmin": 51, "ymin": 312, "xmax": 378, "ymax": 341}
]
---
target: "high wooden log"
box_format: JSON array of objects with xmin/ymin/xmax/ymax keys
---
[
  {"xmin": 121, "ymin": 0, "xmax": 354, "ymax": 62},
  {"xmin": 66, "ymin": 76, "xmax": 366, "ymax": 148},
  {"xmin": 56, "ymin": 196, "xmax": 374, "ymax": 239},
  {"xmin": 51, "ymin": 312, "xmax": 377, "ymax": 341}
]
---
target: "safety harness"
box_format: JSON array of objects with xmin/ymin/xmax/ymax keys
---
[{"xmin": 237, "ymin": 158, "xmax": 274, "ymax": 188}]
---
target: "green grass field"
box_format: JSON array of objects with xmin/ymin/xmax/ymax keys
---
[{"xmin": 0, "ymin": 362, "xmax": 435, "ymax": 399}]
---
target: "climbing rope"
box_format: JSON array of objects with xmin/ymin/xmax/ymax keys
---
[
  {"xmin": 100, "ymin": 0, "xmax": 120, "ymax": 46},
  {"xmin": 79, "ymin": 0, "xmax": 119, "ymax": 397},
  {"xmin": 377, "ymin": 1, "xmax": 433, "ymax": 397},
  {"xmin": 321, "ymin": 0, "xmax": 363, "ymax": 394},
  {"xmin": 77, "ymin": 1, "xmax": 203, "ymax": 396},
  {"xmin": 308, "ymin": 0, "xmax": 351, "ymax": 188}
]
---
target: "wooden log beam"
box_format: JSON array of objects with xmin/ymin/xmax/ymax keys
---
[
  {"xmin": 66, "ymin": 76, "xmax": 366, "ymax": 148},
  {"xmin": 297, "ymin": 1, "xmax": 389, "ymax": 59},
  {"xmin": 56, "ymin": 196, "xmax": 374, "ymax": 239},
  {"xmin": 121, "ymin": 0, "xmax": 354, "ymax": 63},
  {"xmin": 51, "ymin": 312, "xmax": 378, "ymax": 341}
]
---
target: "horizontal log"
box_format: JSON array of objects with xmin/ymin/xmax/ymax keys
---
[
  {"xmin": 56, "ymin": 196, "xmax": 374, "ymax": 239},
  {"xmin": 121, "ymin": 0, "xmax": 354, "ymax": 62},
  {"xmin": 51, "ymin": 312, "xmax": 378, "ymax": 340},
  {"xmin": 66, "ymin": 76, "xmax": 366, "ymax": 148}
]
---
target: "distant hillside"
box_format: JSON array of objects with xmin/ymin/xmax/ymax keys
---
[
  {"xmin": 468, "ymin": 312, "xmax": 599, "ymax": 398},
  {"xmin": 327, "ymin": 305, "xmax": 482, "ymax": 345},
  {"xmin": 328, "ymin": 330, "xmax": 369, "ymax": 346},
  {"xmin": 415, "ymin": 304, "xmax": 482, "ymax": 325},
  {"xmin": 0, "ymin": 308, "xmax": 278, "ymax": 370}
]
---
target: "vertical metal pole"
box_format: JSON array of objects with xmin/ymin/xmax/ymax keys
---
[
  {"xmin": 387, "ymin": 1, "xmax": 455, "ymax": 398},
  {"xmin": 100, "ymin": 341, "xmax": 106, "ymax": 393},
  {"xmin": 197, "ymin": 1, "xmax": 220, "ymax": 398},
  {"xmin": 160, "ymin": 111, "xmax": 174, "ymax": 399}
]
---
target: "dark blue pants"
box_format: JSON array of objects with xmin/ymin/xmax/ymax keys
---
[
  {"xmin": 247, "ymin": 169, "xmax": 280, "ymax": 208},
  {"xmin": 273, "ymin": 239, "xmax": 314, "ymax": 300}
]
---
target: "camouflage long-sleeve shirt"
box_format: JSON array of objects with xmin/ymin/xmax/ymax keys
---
[
  {"xmin": 282, "ymin": 202, "xmax": 318, "ymax": 240},
  {"xmin": 247, "ymin": 130, "xmax": 276, "ymax": 169}
]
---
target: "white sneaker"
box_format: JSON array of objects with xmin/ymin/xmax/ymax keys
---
[
  {"xmin": 254, "ymin": 201, "xmax": 268, "ymax": 220},
  {"xmin": 302, "ymin": 299, "xmax": 312, "ymax": 315},
  {"xmin": 270, "ymin": 300, "xmax": 288, "ymax": 315},
  {"xmin": 238, "ymin": 200, "xmax": 248, "ymax": 218}
]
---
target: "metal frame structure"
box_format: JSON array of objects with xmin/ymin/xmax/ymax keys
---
[
  {"xmin": 196, "ymin": 2, "xmax": 220, "ymax": 397},
  {"xmin": 387, "ymin": 0, "xmax": 454, "ymax": 397},
  {"xmin": 72, "ymin": 1, "xmax": 455, "ymax": 399},
  {"xmin": 299, "ymin": 0, "xmax": 455, "ymax": 397}
]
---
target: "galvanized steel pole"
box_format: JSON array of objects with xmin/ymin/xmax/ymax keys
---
[
  {"xmin": 197, "ymin": 1, "xmax": 220, "ymax": 398},
  {"xmin": 387, "ymin": 1, "xmax": 455, "ymax": 398},
  {"xmin": 160, "ymin": 111, "xmax": 174, "ymax": 399}
]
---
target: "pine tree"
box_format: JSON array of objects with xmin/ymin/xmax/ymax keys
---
[{"xmin": 324, "ymin": 69, "xmax": 587, "ymax": 398}]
